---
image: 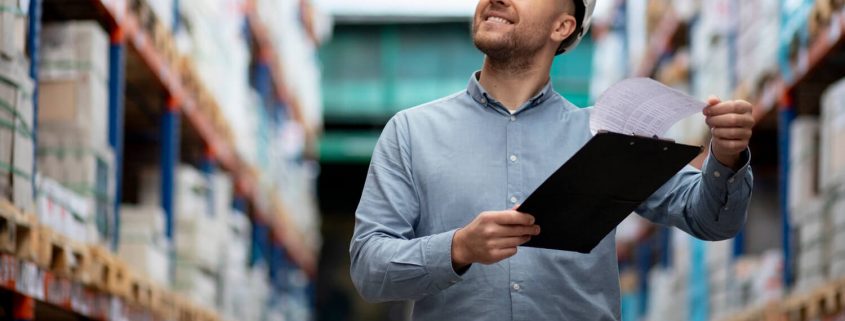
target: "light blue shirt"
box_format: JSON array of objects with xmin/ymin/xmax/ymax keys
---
[{"xmin": 350, "ymin": 73, "xmax": 753, "ymax": 321}]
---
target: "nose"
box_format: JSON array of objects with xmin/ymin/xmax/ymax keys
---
[{"xmin": 491, "ymin": 0, "xmax": 510, "ymax": 7}]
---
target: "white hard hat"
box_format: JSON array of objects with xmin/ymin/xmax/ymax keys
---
[{"xmin": 556, "ymin": 0, "xmax": 596, "ymax": 55}]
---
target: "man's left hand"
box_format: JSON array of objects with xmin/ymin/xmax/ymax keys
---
[{"xmin": 703, "ymin": 97, "xmax": 755, "ymax": 169}]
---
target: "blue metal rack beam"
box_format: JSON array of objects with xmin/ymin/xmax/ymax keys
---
[
  {"xmin": 200, "ymin": 150, "xmax": 216, "ymax": 218},
  {"xmin": 779, "ymin": 100, "xmax": 796, "ymax": 289},
  {"xmin": 659, "ymin": 227, "xmax": 672, "ymax": 268},
  {"xmin": 108, "ymin": 29, "xmax": 126, "ymax": 251},
  {"xmin": 172, "ymin": 0, "xmax": 181, "ymax": 32},
  {"xmin": 251, "ymin": 221, "xmax": 270, "ymax": 266},
  {"xmin": 27, "ymin": 0, "xmax": 42, "ymax": 201},
  {"xmin": 636, "ymin": 239, "xmax": 651, "ymax": 318},
  {"xmin": 161, "ymin": 99, "xmax": 181, "ymax": 240}
]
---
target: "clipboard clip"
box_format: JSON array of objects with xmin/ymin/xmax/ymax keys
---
[{"xmin": 596, "ymin": 130, "xmax": 677, "ymax": 143}]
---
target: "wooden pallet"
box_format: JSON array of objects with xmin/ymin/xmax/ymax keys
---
[
  {"xmin": 107, "ymin": 257, "xmax": 131, "ymax": 299},
  {"xmin": 39, "ymin": 228, "xmax": 88, "ymax": 280},
  {"xmin": 147, "ymin": 284, "xmax": 167, "ymax": 319},
  {"xmin": 13, "ymin": 210, "xmax": 36, "ymax": 262},
  {"xmin": 128, "ymin": 272, "xmax": 154, "ymax": 308},
  {"xmin": 88, "ymin": 244, "xmax": 130, "ymax": 298},
  {"xmin": 68, "ymin": 242, "xmax": 92, "ymax": 286},
  {"xmin": 0, "ymin": 199, "xmax": 17, "ymax": 253}
]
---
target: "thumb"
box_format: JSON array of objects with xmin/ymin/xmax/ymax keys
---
[{"xmin": 706, "ymin": 95, "xmax": 721, "ymax": 106}]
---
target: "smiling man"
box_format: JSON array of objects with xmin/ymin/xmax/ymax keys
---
[{"xmin": 349, "ymin": 0, "xmax": 755, "ymax": 320}]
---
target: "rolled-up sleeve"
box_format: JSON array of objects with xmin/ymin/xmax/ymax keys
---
[
  {"xmin": 350, "ymin": 113, "xmax": 463, "ymax": 303},
  {"xmin": 636, "ymin": 145, "xmax": 753, "ymax": 241}
]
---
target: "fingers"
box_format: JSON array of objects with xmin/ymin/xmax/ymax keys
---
[
  {"xmin": 500, "ymin": 225, "xmax": 541, "ymax": 237},
  {"xmin": 706, "ymin": 95, "xmax": 721, "ymax": 107},
  {"xmin": 711, "ymin": 127, "xmax": 753, "ymax": 141},
  {"xmin": 712, "ymin": 138, "xmax": 748, "ymax": 155},
  {"xmin": 485, "ymin": 210, "xmax": 535, "ymax": 226},
  {"xmin": 481, "ymin": 224, "xmax": 540, "ymax": 238},
  {"xmin": 704, "ymin": 100, "xmax": 753, "ymax": 117},
  {"xmin": 705, "ymin": 113, "xmax": 755, "ymax": 129},
  {"xmin": 490, "ymin": 235, "xmax": 532, "ymax": 248}
]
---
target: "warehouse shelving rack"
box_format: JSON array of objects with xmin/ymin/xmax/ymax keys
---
[
  {"xmin": 626, "ymin": 2, "xmax": 845, "ymax": 320},
  {"xmin": 1, "ymin": 0, "xmax": 319, "ymax": 319}
]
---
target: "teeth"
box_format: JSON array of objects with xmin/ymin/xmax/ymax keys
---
[{"xmin": 487, "ymin": 16, "xmax": 512, "ymax": 24}]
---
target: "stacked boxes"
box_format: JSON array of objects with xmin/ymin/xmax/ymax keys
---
[
  {"xmin": 778, "ymin": 0, "xmax": 815, "ymax": 82},
  {"xmin": 789, "ymin": 117, "xmax": 821, "ymax": 211},
  {"xmin": 219, "ymin": 210, "xmax": 252, "ymax": 320},
  {"xmin": 0, "ymin": 0, "xmax": 27, "ymax": 60},
  {"xmin": 118, "ymin": 205, "xmax": 170, "ymax": 285},
  {"xmin": 736, "ymin": 0, "xmax": 780, "ymax": 98},
  {"xmin": 37, "ymin": 21, "xmax": 115, "ymax": 246},
  {"xmin": 793, "ymin": 200, "xmax": 829, "ymax": 293},
  {"xmin": 37, "ymin": 176, "xmax": 91, "ymax": 243},
  {"xmin": 823, "ymin": 79, "xmax": 845, "ymax": 279},
  {"xmin": 0, "ymin": 49, "xmax": 34, "ymax": 214},
  {"xmin": 820, "ymin": 79, "xmax": 845, "ymax": 191},
  {"xmin": 690, "ymin": 0, "xmax": 734, "ymax": 100},
  {"xmin": 139, "ymin": 165, "xmax": 228, "ymax": 309},
  {"xmin": 831, "ymin": 185, "xmax": 845, "ymax": 278},
  {"xmin": 707, "ymin": 239, "xmax": 733, "ymax": 319}
]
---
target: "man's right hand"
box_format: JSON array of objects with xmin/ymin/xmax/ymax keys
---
[{"xmin": 451, "ymin": 209, "xmax": 540, "ymax": 271}]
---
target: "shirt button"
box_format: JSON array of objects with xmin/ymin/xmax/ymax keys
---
[
  {"xmin": 480, "ymin": 98, "xmax": 487, "ymax": 104},
  {"xmin": 510, "ymin": 155, "xmax": 518, "ymax": 162},
  {"xmin": 728, "ymin": 178, "xmax": 735, "ymax": 184},
  {"xmin": 449, "ymin": 280, "xmax": 457, "ymax": 285},
  {"xmin": 510, "ymin": 116, "xmax": 516, "ymax": 122},
  {"xmin": 713, "ymin": 171, "xmax": 722, "ymax": 178},
  {"xmin": 511, "ymin": 282, "xmax": 521, "ymax": 291},
  {"xmin": 510, "ymin": 196, "xmax": 518, "ymax": 204}
]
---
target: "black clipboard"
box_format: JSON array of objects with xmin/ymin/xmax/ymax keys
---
[{"xmin": 520, "ymin": 131, "xmax": 703, "ymax": 253}]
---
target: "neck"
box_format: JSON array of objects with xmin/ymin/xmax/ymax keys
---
[{"xmin": 478, "ymin": 55, "xmax": 553, "ymax": 111}]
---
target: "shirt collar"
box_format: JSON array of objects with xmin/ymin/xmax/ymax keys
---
[{"xmin": 466, "ymin": 71, "xmax": 555, "ymax": 113}]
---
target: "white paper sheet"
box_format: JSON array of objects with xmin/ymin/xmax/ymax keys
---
[{"xmin": 590, "ymin": 78, "xmax": 707, "ymax": 138}]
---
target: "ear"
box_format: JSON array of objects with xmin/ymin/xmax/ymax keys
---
[{"xmin": 550, "ymin": 14, "xmax": 578, "ymax": 43}]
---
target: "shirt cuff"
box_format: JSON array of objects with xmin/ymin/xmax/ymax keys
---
[
  {"xmin": 702, "ymin": 146, "xmax": 753, "ymax": 211},
  {"xmin": 423, "ymin": 229, "xmax": 465, "ymax": 290}
]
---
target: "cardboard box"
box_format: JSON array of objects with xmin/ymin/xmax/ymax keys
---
[
  {"xmin": 139, "ymin": 165, "xmax": 210, "ymax": 221},
  {"xmin": 821, "ymin": 79, "xmax": 845, "ymax": 191},
  {"xmin": 40, "ymin": 21, "xmax": 109, "ymax": 81},
  {"xmin": 119, "ymin": 205, "xmax": 166, "ymax": 245},
  {"xmin": 831, "ymin": 258, "xmax": 845, "ymax": 279},
  {"xmin": 0, "ymin": 58, "xmax": 34, "ymax": 213},
  {"xmin": 37, "ymin": 176, "xmax": 91, "ymax": 243},
  {"xmin": 118, "ymin": 242, "xmax": 170, "ymax": 285},
  {"xmin": 0, "ymin": 0, "xmax": 27, "ymax": 59},
  {"xmin": 789, "ymin": 117, "xmax": 821, "ymax": 211},
  {"xmin": 175, "ymin": 215, "xmax": 222, "ymax": 273},
  {"xmin": 0, "ymin": 74, "xmax": 14, "ymax": 198},
  {"xmin": 173, "ymin": 261, "xmax": 218, "ymax": 309},
  {"xmin": 38, "ymin": 73, "xmax": 109, "ymax": 148},
  {"xmin": 797, "ymin": 243, "xmax": 829, "ymax": 278}
]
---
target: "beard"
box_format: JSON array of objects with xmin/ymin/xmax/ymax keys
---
[{"xmin": 472, "ymin": 20, "xmax": 549, "ymax": 71}]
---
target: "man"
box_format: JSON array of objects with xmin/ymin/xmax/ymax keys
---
[{"xmin": 350, "ymin": 0, "xmax": 755, "ymax": 319}]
